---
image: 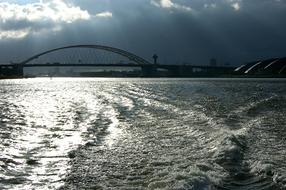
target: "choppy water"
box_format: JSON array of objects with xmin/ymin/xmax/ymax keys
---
[{"xmin": 0, "ymin": 78, "xmax": 286, "ymax": 190}]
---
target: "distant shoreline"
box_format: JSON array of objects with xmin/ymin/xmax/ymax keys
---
[{"xmin": 1, "ymin": 75, "xmax": 286, "ymax": 80}]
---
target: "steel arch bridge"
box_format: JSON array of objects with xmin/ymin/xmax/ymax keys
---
[
  {"xmin": 20, "ymin": 44, "xmax": 152, "ymax": 66},
  {"xmin": 0, "ymin": 44, "xmax": 236, "ymax": 78}
]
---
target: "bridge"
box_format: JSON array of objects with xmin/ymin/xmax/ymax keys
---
[
  {"xmin": 234, "ymin": 57, "xmax": 286, "ymax": 76},
  {"xmin": 0, "ymin": 44, "xmax": 234, "ymax": 78}
]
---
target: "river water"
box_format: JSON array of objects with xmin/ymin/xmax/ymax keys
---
[{"xmin": 0, "ymin": 78, "xmax": 286, "ymax": 190}]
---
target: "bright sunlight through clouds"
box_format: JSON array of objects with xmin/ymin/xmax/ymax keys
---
[
  {"xmin": 0, "ymin": 0, "xmax": 246, "ymax": 40},
  {"xmin": 0, "ymin": 0, "xmax": 112, "ymax": 39}
]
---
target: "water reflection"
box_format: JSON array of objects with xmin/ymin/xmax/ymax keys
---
[
  {"xmin": 1, "ymin": 78, "xmax": 286, "ymax": 190},
  {"xmin": 0, "ymin": 78, "xmax": 114, "ymax": 189}
]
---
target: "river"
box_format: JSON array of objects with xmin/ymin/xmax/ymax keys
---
[{"xmin": 0, "ymin": 78, "xmax": 286, "ymax": 189}]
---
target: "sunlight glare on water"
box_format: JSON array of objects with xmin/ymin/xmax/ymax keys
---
[
  {"xmin": 0, "ymin": 78, "xmax": 108, "ymax": 189},
  {"xmin": 0, "ymin": 78, "xmax": 286, "ymax": 190}
]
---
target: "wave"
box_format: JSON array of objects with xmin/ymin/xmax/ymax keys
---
[
  {"xmin": 245, "ymin": 95, "xmax": 286, "ymax": 116},
  {"xmin": 207, "ymin": 116, "xmax": 285, "ymax": 190}
]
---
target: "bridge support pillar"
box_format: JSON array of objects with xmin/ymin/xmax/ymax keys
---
[
  {"xmin": 16, "ymin": 64, "xmax": 24, "ymax": 77},
  {"xmin": 141, "ymin": 65, "xmax": 157, "ymax": 77}
]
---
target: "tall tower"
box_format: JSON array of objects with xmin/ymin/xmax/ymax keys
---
[{"xmin": 153, "ymin": 54, "xmax": 158, "ymax": 65}]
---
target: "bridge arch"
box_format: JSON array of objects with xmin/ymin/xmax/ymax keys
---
[{"xmin": 20, "ymin": 45, "xmax": 152, "ymax": 65}]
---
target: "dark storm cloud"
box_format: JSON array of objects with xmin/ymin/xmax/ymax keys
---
[{"xmin": 0, "ymin": 0, "xmax": 286, "ymax": 65}]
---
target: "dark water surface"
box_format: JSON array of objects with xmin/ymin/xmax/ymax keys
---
[{"xmin": 0, "ymin": 78, "xmax": 286, "ymax": 190}]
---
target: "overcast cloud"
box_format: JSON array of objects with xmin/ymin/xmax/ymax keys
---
[{"xmin": 0, "ymin": 0, "xmax": 286, "ymax": 65}]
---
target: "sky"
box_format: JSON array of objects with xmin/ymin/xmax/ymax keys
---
[{"xmin": 0, "ymin": 0, "xmax": 286, "ymax": 65}]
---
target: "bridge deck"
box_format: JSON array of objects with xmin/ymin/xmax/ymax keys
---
[{"xmin": 0, "ymin": 63, "xmax": 235, "ymax": 70}]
